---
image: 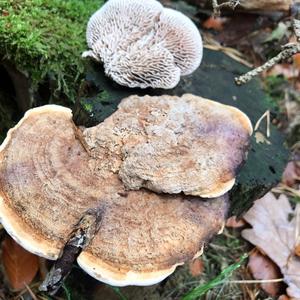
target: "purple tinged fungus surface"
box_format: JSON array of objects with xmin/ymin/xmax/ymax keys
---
[{"xmin": 0, "ymin": 94, "xmax": 252, "ymax": 286}]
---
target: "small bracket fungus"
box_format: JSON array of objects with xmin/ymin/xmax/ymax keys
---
[
  {"xmin": 0, "ymin": 94, "xmax": 251, "ymax": 287},
  {"xmin": 83, "ymin": 0, "xmax": 203, "ymax": 89},
  {"xmin": 111, "ymin": 94, "xmax": 252, "ymax": 198}
]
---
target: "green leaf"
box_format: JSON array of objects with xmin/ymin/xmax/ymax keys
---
[{"xmin": 264, "ymin": 22, "xmax": 288, "ymax": 43}]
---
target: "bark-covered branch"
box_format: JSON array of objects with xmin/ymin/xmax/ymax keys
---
[
  {"xmin": 235, "ymin": 19, "xmax": 300, "ymax": 85},
  {"xmin": 212, "ymin": 0, "xmax": 240, "ymax": 17},
  {"xmin": 39, "ymin": 209, "xmax": 102, "ymax": 295}
]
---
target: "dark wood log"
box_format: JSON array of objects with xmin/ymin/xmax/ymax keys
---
[
  {"xmin": 2, "ymin": 62, "xmax": 33, "ymax": 113},
  {"xmin": 75, "ymin": 48, "xmax": 289, "ymax": 216}
]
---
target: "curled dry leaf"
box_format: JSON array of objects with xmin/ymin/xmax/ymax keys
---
[
  {"xmin": 189, "ymin": 259, "xmax": 204, "ymax": 277},
  {"xmin": 242, "ymin": 193, "xmax": 300, "ymax": 299},
  {"xmin": 2, "ymin": 236, "xmax": 39, "ymax": 291},
  {"xmin": 202, "ymin": 17, "xmax": 226, "ymax": 31},
  {"xmin": 226, "ymin": 216, "xmax": 246, "ymax": 228},
  {"xmin": 248, "ymin": 249, "xmax": 283, "ymax": 297}
]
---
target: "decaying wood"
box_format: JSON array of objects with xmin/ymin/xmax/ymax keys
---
[
  {"xmin": 239, "ymin": 0, "xmax": 294, "ymax": 11},
  {"xmin": 235, "ymin": 19, "xmax": 300, "ymax": 85},
  {"xmin": 191, "ymin": 0, "xmax": 296, "ymax": 12},
  {"xmin": 39, "ymin": 209, "xmax": 102, "ymax": 295},
  {"xmin": 2, "ymin": 61, "xmax": 33, "ymax": 112},
  {"xmin": 212, "ymin": 0, "xmax": 240, "ymax": 16},
  {"xmin": 235, "ymin": 43, "xmax": 300, "ymax": 85}
]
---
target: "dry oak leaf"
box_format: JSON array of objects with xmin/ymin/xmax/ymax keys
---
[
  {"xmin": 2, "ymin": 236, "xmax": 39, "ymax": 291},
  {"xmin": 248, "ymin": 249, "xmax": 283, "ymax": 296},
  {"xmin": 242, "ymin": 193, "xmax": 300, "ymax": 299}
]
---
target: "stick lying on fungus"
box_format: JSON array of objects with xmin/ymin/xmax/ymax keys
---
[{"xmin": 40, "ymin": 209, "xmax": 102, "ymax": 295}]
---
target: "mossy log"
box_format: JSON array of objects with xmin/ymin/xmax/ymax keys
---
[
  {"xmin": 76, "ymin": 48, "xmax": 289, "ymax": 216},
  {"xmin": 0, "ymin": 0, "xmax": 104, "ymax": 107}
]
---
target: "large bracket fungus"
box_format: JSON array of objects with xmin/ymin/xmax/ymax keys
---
[
  {"xmin": 0, "ymin": 95, "xmax": 251, "ymax": 286},
  {"xmin": 82, "ymin": 0, "xmax": 203, "ymax": 89}
]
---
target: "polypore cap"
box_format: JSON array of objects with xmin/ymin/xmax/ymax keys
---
[
  {"xmin": 83, "ymin": 0, "xmax": 203, "ymax": 89},
  {"xmin": 0, "ymin": 101, "xmax": 228, "ymax": 286},
  {"xmin": 113, "ymin": 94, "xmax": 253, "ymax": 198}
]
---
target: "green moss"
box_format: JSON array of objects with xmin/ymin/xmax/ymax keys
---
[
  {"xmin": 82, "ymin": 102, "xmax": 93, "ymax": 113},
  {"xmin": 263, "ymin": 75, "xmax": 287, "ymax": 110},
  {"xmin": 0, "ymin": 0, "xmax": 104, "ymax": 100},
  {"xmin": 99, "ymin": 90, "xmax": 111, "ymax": 102}
]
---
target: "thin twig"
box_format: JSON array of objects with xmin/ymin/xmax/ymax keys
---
[
  {"xmin": 254, "ymin": 110, "xmax": 271, "ymax": 138},
  {"xmin": 212, "ymin": 0, "xmax": 240, "ymax": 17},
  {"xmin": 235, "ymin": 44, "xmax": 300, "ymax": 85},
  {"xmin": 227, "ymin": 278, "xmax": 284, "ymax": 284},
  {"xmin": 24, "ymin": 283, "xmax": 38, "ymax": 300},
  {"xmin": 235, "ymin": 19, "xmax": 300, "ymax": 85},
  {"xmin": 204, "ymin": 44, "xmax": 253, "ymax": 67}
]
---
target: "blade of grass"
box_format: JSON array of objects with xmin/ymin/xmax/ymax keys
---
[
  {"xmin": 62, "ymin": 283, "xmax": 72, "ymax": 300},
  {"xmin": 110, "ymin": 286, "xmax": 127, "ymax": 300},
  {"xmin": 181, "ymin": 253, "xmax": 248, "ymax": 300}
]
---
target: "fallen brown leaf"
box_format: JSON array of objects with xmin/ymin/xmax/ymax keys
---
[
  {"xmin": 282, "ymin": 161, "xmax": 300, "ymax": 187},
  {"xmin": 203, "ymin": 17, "xmax": 226, "ymax": 31},
  {"xmin": 293, "ymin": 53, "xmax": 300, "ymax": 69},
  {"xmin": 189, "ymin": 258, "xmax": 204, "ymax": 277},
  {"xmin": 267, "ymin": 64, "xmax": 299, "ymax": 79},
  {"xmin": 248, "ymin": 249, "xmax": 283, "ymax": 296},
  {"xmin": 226, "ymin": 216, "xmax": 246, "ymax": 228},
  {"xmin": 2, "ymin": 236, "xmax": 39, "ymax": 291},
  {"xmin": 278, "ymin": 295, "xmax": 291, "ymax": 300},
  {"xmin": 242, "ymin": 193, "xmax": 300, "ymax": 298}
]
